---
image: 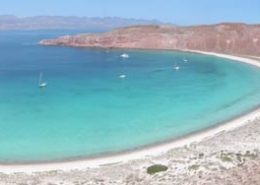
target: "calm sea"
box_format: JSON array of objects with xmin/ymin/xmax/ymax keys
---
[{"xmin": 1, "ymin": 30, "xmax": 260, "ymax": 163}]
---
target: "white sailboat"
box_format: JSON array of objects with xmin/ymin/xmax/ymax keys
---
[
  {"xmin": 38, "ymin": 72, "xmax": 47, "ymax": 88},
  {"xmin": 120, "ymin": 53, "xmax": 129, "ymax": 58},
  {"xmin": 119, "ymin": 74, "xmax": 126, "ymax": 79},
  {"xmin": 173, "ymin": 64, "xmax": 180, "ymax": 70}
]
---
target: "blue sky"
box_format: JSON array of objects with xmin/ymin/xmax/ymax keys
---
[{"xmin": 0, "ymin": 0, "xmax": 259, "ymax": 25}]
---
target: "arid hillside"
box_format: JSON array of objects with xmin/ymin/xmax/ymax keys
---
[{"xmin": 40, "ymin": 23, "xmax": 260, "ymax": 56}]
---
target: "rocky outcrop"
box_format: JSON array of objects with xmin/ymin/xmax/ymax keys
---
[{"xmin": 39, "ymin": 23, "xmax": 260, "ymax": 56}]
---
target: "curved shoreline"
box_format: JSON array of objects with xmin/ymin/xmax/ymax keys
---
[{"xmin": 1, "ymin": 50, "xmax": 260, "ymax": 174}]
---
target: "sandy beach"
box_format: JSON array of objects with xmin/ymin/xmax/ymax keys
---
[{"xmin": 1, "ymin": 51, "xmax": 260, "ymax": 184}]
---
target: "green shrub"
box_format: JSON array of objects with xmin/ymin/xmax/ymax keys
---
[
  {"xmin": 147, "ymin": 164, "xmax": 168, "ymax": 175},
  {"xmin": 188, "ymin": 164, "xmax": 200, "ymax": 170},
  {"xmin": 221, "ymin": 156, "xmax": 232, "ymax": 162}
]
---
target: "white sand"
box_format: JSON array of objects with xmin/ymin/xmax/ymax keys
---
[{"xmin": 1, "ymin": 51, "xmax": 260, "ymax": 174}]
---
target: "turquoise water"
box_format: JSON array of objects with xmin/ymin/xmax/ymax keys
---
[{"xmin": 1, "ymin": 30, "xmax": 260, "ymax": 163}]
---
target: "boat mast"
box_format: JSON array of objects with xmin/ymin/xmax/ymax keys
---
[{"xmin": 38, "ymin": 72, "xmax": 43, "ymax": 86}]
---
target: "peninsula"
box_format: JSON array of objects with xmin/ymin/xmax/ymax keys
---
[{"xmin": 40, "ymin": 23, "xmax": 260, "ymax": 56}]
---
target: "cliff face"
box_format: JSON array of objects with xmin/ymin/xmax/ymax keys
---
[{"xmin": 39, "ymin": 23, "xmax": 260, "ymax": 56}]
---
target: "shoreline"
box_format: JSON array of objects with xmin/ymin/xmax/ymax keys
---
[{"xmin": 1, "ymin": 50, "xmax": 260, "ymax": 174}]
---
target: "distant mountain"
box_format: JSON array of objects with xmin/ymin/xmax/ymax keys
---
[{"xmin": 0, "ymin": 15, "xmax": 169, "ymax": 31}]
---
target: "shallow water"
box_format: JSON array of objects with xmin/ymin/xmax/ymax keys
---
[{"xmin": 1, "ymin": 30, "xmax": 260, "ymax": 163}]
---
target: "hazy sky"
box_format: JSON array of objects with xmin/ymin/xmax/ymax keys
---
[{"xmin": 0, "ymin": 0, "xmax": 259, "ymax": 25}]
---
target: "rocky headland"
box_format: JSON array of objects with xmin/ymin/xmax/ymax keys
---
[{"xmin": 40, "ymin": 23, "xmax": 260, "ymax": 56}]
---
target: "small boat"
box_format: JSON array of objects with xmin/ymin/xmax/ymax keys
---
[
  {"xmin": 173, "ymin": 64, "xmax": 180, "ymax": 70},
  {"xmin": 183, "ymin": 58, "xmax": 188, "ymax": 62},
  {"xmin": 119, "ymin": 74, "xmax": 126, "ymax": 79},
  {"xmin": 120, "ymin": 53, "xmax": 129, "ymax": 58},
  {"xmin": 38, "ymin": 72, "xmax": 47, "ymax": 88},
  {"xmin": 39, "ymin": 82, "xmax": 47, "ymax": 88}
]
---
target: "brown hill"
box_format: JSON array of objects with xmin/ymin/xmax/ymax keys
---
[{"xmin": 39, "ymin": 23, "xmax": 260, "ymax": 56}]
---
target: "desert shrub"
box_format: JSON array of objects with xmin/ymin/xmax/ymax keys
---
[{"xmin": 147, "ymin": 164, "xmax": 168, "ymax": 175}]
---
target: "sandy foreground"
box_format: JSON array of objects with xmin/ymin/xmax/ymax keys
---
[{"xmin": 1, "ymin": 51, "xmax": 260, "ymax": 184}]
